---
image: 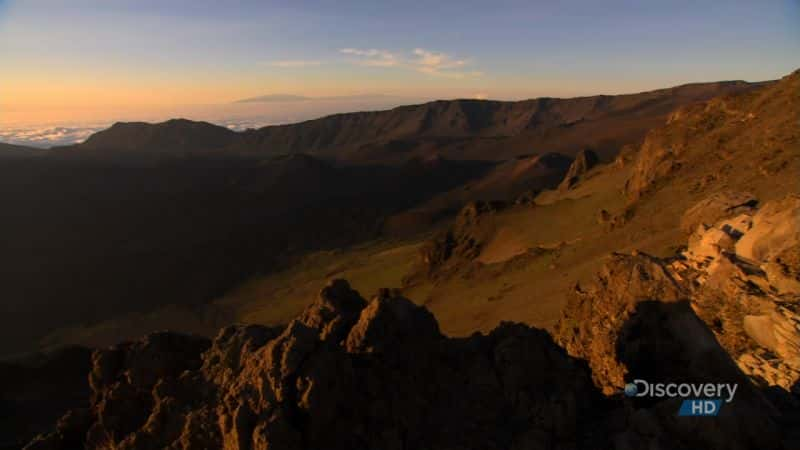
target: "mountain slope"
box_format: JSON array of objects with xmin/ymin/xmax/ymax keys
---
[{"xmin": 626, "ymin": 69, "xmax": 799, "ymax": 202}]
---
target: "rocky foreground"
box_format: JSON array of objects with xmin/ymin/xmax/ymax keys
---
[{"xmin": 25, "ymin": 194, "xmax": 800, "ymax": 449}]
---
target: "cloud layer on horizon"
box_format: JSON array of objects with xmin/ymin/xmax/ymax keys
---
[
  {"xmin": 0, "ymin": 95, "xmax": 423, "ymax": 148},
  {"xmin": 0, "ymin": 126, "xmax": 107, "ymax": 148}
]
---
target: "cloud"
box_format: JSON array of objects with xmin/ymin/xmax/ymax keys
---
[
  {"xmin": 340, "ymin": 47, "xmax": 481, "ymax": 78},
  {"xmin": 411, "ymin": 48, "xmax": 482, "ymax": 78},
  {"xmin": 412, "ymin": 48, "xmax": 465, "ymax": 70},
  {"xmin": 339, "ymin": 48, "xmax": 399, "ymax": 67},
  {"xmin": 0, "ymin": 125, "xmax": 108, "ymax": 147},
  {"xmin": 270, "ymin": 60, "xmax": 322, "ymax": 68}
]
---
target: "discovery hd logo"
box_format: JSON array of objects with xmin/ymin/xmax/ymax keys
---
[{"xmin": 624, "ymin": 379, "xmax": 738, "ymax": 416}]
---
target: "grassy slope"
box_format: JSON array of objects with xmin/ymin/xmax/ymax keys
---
[{"xmin": 403, "ymin": 162, "xmax": 634, "ymax": 335}]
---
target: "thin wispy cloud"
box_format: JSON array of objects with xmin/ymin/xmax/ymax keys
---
[
  {"xmin": 269, "ymin": 60, "xmax": 323, "ymax": 68},
  {"xmin": 339, "ymin": 47, "xmax": 481, "ymax": 78},
  {"xmin": 339, "ymin": 48, "xmax": 399, "ymax": 67}
]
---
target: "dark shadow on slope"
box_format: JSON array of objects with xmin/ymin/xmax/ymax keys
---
[
  {"xmin": 0, "ymin": 346, "xmax": 91, "ymax": 449},
  {"xmin": 615, "ymin": 300, "xmax": 791, "ymax": 449}
]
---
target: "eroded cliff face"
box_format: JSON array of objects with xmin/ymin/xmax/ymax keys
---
[{"xmin": 28, "ymin": 189, "xmax": 800, "ymax": 450}]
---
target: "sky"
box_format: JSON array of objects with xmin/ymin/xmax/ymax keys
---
[{"xmin": 1, "ymin": 0, "xmax": 798, "ymax": 146}]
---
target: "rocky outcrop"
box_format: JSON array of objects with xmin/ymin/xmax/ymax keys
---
[
  {"xmin": 558, "ymin": 149, "xmax": 598, "ymax": 191},
  {"xmin": 416, "ymin": 201, "xmax": 505, "ymax": 277},
  {"xmin": 555, "ymin": 252, "xmax": 688, "ymax": 394},
  {"xmin": 576, "ymin": 193, "xmax": 800, "ymax": 394},
  {"xmin": 623, "ymin": 130, "xmax": 681, "ymax": 202},
  {"xmin": 676, "ymin": 195, "xmax": 800, "ymax": 393},
  {"xmin": 556, "ymin": 251, "xmax": 789, "ymax": 448},
  {"xmin": 735, "ymin": 195, "xmax": 800, "ymax": 264},
  {"xmin": 555, "ymin": 192, "xmax": 800, "ymax": 448},
  {"xmin": 28, "ymin": 280, "xmax": 607, "ymax": 450},
  {"xmin": 679, "ymin": 191, "xmax": 758, "ymax": 235}
]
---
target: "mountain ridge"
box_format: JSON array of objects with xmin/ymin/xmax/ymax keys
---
[{"xmin": 59, "ymin": 79, "xmax": 769, "ymax": 164}]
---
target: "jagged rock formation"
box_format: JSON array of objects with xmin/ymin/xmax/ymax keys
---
[
  {"xmin": 558, "ymin": 149, "xmax": 598, "ymax": 191},
  {"xmin": 415, "ymin": 201, "xmax": 505, "ymax": 277},
  {"xmin": 28, "ymin": 281, "xmax": 607, "ymax": 450}
]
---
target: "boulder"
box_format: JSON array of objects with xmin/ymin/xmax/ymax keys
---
[
  {"xmin": 686, "ymin": 225, "xmax": 736, "ymax": 261},
  {"xmin": 680, "ymin": 191, "xmax": 757, "ymax": 235},
  {"xmin": 736, "ymin": 194, "xmax": 800, "ymax": 263},
  {"xmin": 744, "ymin": 307, "xmax": 800, "ymax": 368}
]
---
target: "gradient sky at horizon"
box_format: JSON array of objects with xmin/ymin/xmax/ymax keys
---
[{"xmin": 1, "ymin": 0, "xmax": 798, "ymax": 129}]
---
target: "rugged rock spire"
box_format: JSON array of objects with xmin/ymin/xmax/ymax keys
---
[{"xmin": 558, "ymin": 149, "xmax": 599, "ymax": 191}]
